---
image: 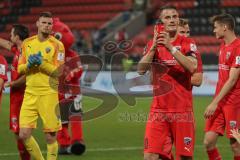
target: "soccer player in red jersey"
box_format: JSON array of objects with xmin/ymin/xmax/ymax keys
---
[
  {"xmin": 138, "ymin": 6, "xmax": 198, "ymax": 160},
  {"xmin": 178, "ymin": 18, "xmax": 203, "ymax": 87},
  {"xmin": 0, "ymin": 55, "xmax": 8, "ymax": 101},
  {"xmin": 204, "ymin": 14, "xmax": 240, "ymax": 160},
  {"xmin": 0, "ymin": 24, "xmax": 30, "ymax": 160}
]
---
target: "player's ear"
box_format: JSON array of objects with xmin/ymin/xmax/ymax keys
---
[
  {"xmin": 224, "ymin": 25, "xmax": 227, "ymax": 31},
  {"xmin": 36, "ymin": 20, "xmax": 39, "ymax": 28}
]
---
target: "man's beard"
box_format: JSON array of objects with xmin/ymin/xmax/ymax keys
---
[{"xmin": 42, "ymin": 31, "xmax": 50, "ymax": 38}]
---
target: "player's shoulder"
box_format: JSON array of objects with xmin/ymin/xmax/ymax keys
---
[
  {"xmin": 178, "ymin": 34, "xmax": 195, "ymax": 44},
  {"xmin": 49, "ymin": 36, "xmax": 64, "ymax": 48},
  {"xmin": 233, "ymin": 38, "xmax": 240, "ymax": 46},
  {"xmin": 22, "ymin": 35, "xmax": 37, "ymax": 44}
]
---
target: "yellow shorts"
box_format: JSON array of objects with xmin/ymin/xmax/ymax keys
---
[{"xmin": 20, "ymin": 93, "xmax": 62, "ymax": 132}]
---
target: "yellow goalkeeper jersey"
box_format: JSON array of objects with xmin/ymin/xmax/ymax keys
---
[{"xmin": 18, "ymin": 35, "xmax": 65, "ymax": 95}]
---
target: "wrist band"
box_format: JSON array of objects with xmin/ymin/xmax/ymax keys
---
[{"xmin": 170, "ymin": 47, "xmax": 178, "ymax": 55}]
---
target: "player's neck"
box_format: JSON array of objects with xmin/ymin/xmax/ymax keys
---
[
  {"xmin": 37, "ymin": 32, "xmax": 49, "ymax": 42},
  {"xmin": 224, "ymin": 32, "xmax": 237, "ymax": 45},
  {"xmin": 16, "ymin": 41, "xmax": 22, "ymax": 50},
  {"xmin": 169, "ymin": 31, "xmax": 178, "ymax": 42}
]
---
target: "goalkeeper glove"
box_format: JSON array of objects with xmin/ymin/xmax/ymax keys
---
[
  {"xmin": 27, "ymin": 55, "xmax": 35, "ymax": 68},
  {"xmin": 34, "ymin": 52, "xmax": 42, "ymax": 65}
]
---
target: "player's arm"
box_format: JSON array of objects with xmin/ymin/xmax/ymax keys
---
[
  {"xmin": 204, "ymin": 67, "xmax": 240, "ymax": 118},
  {"xmin": 0, "ymin": 57, "xmax": 9, "ymax": 90},
  {"xmin": 7, "ymin": 75, "xmax": 26, "ymax": 88},
  {"xmin": 138, "ymin": 27, "xmax": 159, "ymax": 75},
  {"xmin": 172, "ymin": 51, "xmax": 197, "ymax": 74},
  {"xmin": 0, "ymin": 78, "xmax": 4, "ymax": 91},
  {"xmin": 191, "ymin": 53, "xmax": 203, "ymax": 86},
  {"xmin": 211, "ymin": 67, "xmax": 240, "ymax": 104},
  {"xmin": 39, "ymin": 43, "xmax": 65, "ymax": 77},
  {"xmin": 18, "ymin": 42, "xmax": 29, "ymax": 75},
  {"xmin": 159, "ymin": 32, "xmax": 197, "ymax": 74},
  {"xmin": 0, "ymin": 37, "xmax": 13, "ymax": 51}
]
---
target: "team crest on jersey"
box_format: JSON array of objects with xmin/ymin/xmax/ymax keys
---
[
  {"xmin": 226, "ymin": 52, "xmax": 231, "ymax": 60},
  {"xmin": 184, "ymin": 137, "xmax": 192, "ymax": 146},
  {"xmin": 236, "ymin": 56, "xmax": 240, "ymax": 65},
  {"xmin": 230, "ymin": 121, "xmax": 237, "ymax": 129},
  {"xmin": 190, "ymin": 43, "xmax": 197, "ymax": 52},
  {"xmin": 45, "ymin": 47, "xmax": 51, "ymax": 53}
]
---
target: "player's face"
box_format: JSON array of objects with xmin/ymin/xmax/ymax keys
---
[
  {"xmin": 184, "ymin": 24, "xmax": 190, "ymax": 37},
  {"xmin": 37, "ymin": 17, "xmax": 53, "ymax": 35},
  {"xmin": 178, "ymin": 26, "xmax": 186, "ymax": 36},
  {"xmin": 213, "ymin": 22, "xmax": 225, "ymax": 39},
  {"xmin": 178, "ymin": 25, "xmax": 190, "ymax": 37},
  {"xmin": 160, "ymin": 9, "xmax": 179, "ymax": 32},
  {"xmin": 10, "ymin": 28, "xmax": 18, "ymax": 43}
]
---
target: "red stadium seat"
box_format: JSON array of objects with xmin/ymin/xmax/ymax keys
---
[
  {"xmin": 198, "ymin": 45, "xmax": 219, "ymax": 54},
  {"xmin": 42, "ymin": 0, "xmax": 125, "ymax": 6},
  {"xmin": 222, "ymin": 0, "xmax": 240, "ymax": 7},
  {"xmin": 19, "ymin": 13, "xmax": 117, "ymax": 23},
  {"xmin": 30, "ymin": 4, "xmax": 127, "ymax": 14},
  {"xmin": 0, "ymin": 32, "xmax": 10, "ymax": 39},
  {"xmin": 192, "ymin": 36, "xmax": 220, "ymax": 45}
]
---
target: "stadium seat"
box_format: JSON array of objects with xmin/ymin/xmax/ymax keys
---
[
  {"xmin": 222, "ymin": 0, "xmax": 240, "ymax": 7},
  {"xmin": 42, "ymin": 0, "xmax": 125, "ymax": 6},
  {"xmin": 30, "ymin": 5, "xmax": 127, "ymax": 14},
  {"xmin": 18, "ymin": 13, "xmax": 117, "ymax": 23}
]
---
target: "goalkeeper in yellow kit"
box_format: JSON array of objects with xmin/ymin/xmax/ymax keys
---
[{"xmin": 18, "ymin": 12, "xmax": 65, "ymax": 160}]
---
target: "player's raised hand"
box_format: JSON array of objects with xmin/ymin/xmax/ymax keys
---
[
  {"xmin": 230, "ymin": 128, "xmax": 240, "ymax": 144},
  {"xmin": 34, "ymin": 52, "xmax": 42, "ymax": 65},
  {"xmin": 158, "ymin": 31, "xmax": 172, "ymax": 50},
  {"xmin": 204, "ymin": 102, "xmax": 218, "ymax": 119},
  {"xmin": 27, "ymin": 55, "xmax": 35, "ymax": 68},
  {"xmin": 152, "ymin": 25, "xmax": 159, "ymax": 49}
]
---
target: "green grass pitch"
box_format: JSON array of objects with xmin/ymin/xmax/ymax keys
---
[{"xmin": 0, "ymin": 94, "xmax": 232, "ymax": 159}]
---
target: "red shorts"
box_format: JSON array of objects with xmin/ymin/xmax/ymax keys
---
[
  {"xmin": 9, "ymin": 100, "xmax": 23, "ymax": 133},
  {"xmin": 144, "ymin": 112, "xmax": 195, "ymax": 158},
  {"xmin": 205, "ymin": 105, "xmax": 240, "ymax": 138}
]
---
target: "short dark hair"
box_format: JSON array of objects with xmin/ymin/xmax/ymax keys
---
[
  {"xmin": 12, "ymin": 24, "xmax": 29, "ymax": 41},
  {"xmin": 210, "ymin": 14, "xmax": 235, "ymax": 31},
  {"xmin": 179, "ymin": 18, "xmax": 189, "ymax": 27},
  {"xmin": 159, "ymin": 5, "xmax": 177, "ymax": 16},
  {"xmin": 39, "ymin": 11, "xmax": 52, "ymax": 18}
]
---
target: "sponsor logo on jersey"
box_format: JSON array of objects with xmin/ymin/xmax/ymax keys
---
[
  {"xmin": 226, "ymin": 52, "xmax": 231, "ymax": 60},
  {"xmin": 57, "ymin": 52, "xmax": 64, "ymax": 61}
]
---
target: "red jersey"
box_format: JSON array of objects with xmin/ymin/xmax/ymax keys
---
[
  {"xmin": 0, "ymin": 54, "xmax": 8, "ymax": 103},
  {"xmin": 59, "ymin": 49, "xmax": 82, "ymax": 100},
  {"xmin": 196, "ymin": 51, "xmax": 203, "ymax": 73},
  {"xmin": 10, "ymin": 46, "xmax": 25, "ymax": 103},
  {"xmin": 144, "ymin": 35, "xmax": 198, "ymax": 112},
  {"xmin": 215, "ymin": 38, "xmax": 240, "ymax": 106}
]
